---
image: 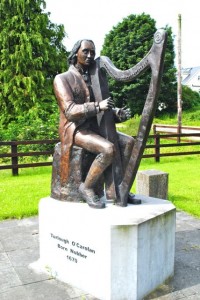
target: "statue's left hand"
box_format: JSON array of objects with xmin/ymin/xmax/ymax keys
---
[{"xmin": 114, "ymin": 106, "xmax": 131, "ymax": 122}]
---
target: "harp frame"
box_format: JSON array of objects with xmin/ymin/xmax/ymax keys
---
[{"xmin": 90, "ymin": 29, "xmax": 167, "ymax": 206}]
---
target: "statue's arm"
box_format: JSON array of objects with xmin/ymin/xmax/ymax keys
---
[{"xmin": 53, "ymin": 74, "xmax": 98, "ymax": 122}]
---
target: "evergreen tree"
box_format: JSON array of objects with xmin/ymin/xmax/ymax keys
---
[
  {"xmin": 101, "ymin": 13, "xmax": 177, "ymax": 116},
  {"xmin": 0, "ymin": 0, "xmax": 68, "ymax": 126}
]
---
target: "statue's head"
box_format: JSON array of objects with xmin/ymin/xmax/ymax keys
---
[{"xmin": 68, "ymin": 39, "xmax": 95, "ymax": 67}]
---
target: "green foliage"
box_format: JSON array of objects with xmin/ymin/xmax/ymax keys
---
[
  {"xmin": 101, "ymin": 13, "xmax": 177, "ymax": 116},
  {"xmin": 183, "ymin": 109, "xmax": 200, "ymax": 125},
  {"xmin": 158, "ymin": 26, "xmax": 177, "ymax": 114},
  {"xmin": 153, "ymin": 108, "xmax": 200, "ymax": 126},
  {"xmin": 182, "ymin": 85, "xmax": 200, "ymax": 110},
  {"xmin": 0, "ymin": 112, "xmax": 59, "ymax": 142},
  {"xmin": 0, "ymin": 109, "xmax": 59, "ymax": 164},
  {"xmin": 0, "ymin": 0, "xmax": 68, "ymax": 126},
  {"xmin": 116, "ymin": 115, "xmax": 141, "ymax": 136}
]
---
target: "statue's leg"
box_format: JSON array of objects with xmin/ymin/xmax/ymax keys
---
[
  {"xmin": 117, "ymin": 132, "xmax": 141, "ymax": 205},
  {"xmin": 74, "ymin": 130, "xmax": 114, "ymax": 208}
]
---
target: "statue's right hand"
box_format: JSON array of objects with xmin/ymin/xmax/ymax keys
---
[{"xmin": 99, "ymin": 97, "xmax": 114, "ymax": 111}]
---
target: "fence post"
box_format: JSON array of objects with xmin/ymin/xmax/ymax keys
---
[
  {"xmin": 153, "ymin": 124, "xmax": 156, "ymax": 135},
  {"xmin": 154, "ymin": 134, "xmax": 160, "ymax": 162},
  {"xmin": 11, "ymin": 144, "xmax": 18, "ymax": 175}
]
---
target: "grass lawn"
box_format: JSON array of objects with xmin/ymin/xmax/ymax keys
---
[
  {"xmin": 0, "ymin": 167, "xmax": 51, "ymax": 220},
  {"xmin": 0, "ymin": 156, "xmax": 199, "ymax": 220},
  {"xmin": 131, "ymin": 155, "xmax": 200, "ymax": 218}
]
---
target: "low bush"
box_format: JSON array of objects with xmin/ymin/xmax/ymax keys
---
[{"xmin": 0, "ymin": 112, "xmax": 59, "ymax": 164}]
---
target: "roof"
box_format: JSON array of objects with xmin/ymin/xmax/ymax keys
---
[{"xmin": 182, "ymin": 66, "xmax": 200, "ymax": 85}]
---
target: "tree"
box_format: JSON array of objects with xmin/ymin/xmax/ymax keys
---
[
  {"xmin": 101, "ymin": 13, "xmax": 177, "ymax": 116},
  {"xmin": 182, "ymin": 85, "xmax": 200, "ymax": 110},
  {"xmin": 0, "ymin": 0, "xmax": 68, "ymax": 126}
]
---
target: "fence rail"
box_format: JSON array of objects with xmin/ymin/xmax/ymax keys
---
[
  {"xmin": 0, "ymin": 139, "xmax": 59, "ymax": 175},
  {"xmin": 153, "ymin": 124, "xmax": 200, "ymax": 142},
  {"xmin": 0, "ymin": 133, "xmax": 200, "ymax": 175},
  {"xmin": 153, "ymin": 124, "xmax": 200, "ymax": 132},
  {"xmin": 145, "ymin": 133, "xmax": 200, "ymax": 162}
]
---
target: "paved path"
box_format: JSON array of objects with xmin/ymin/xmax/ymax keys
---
[{"xmin": 0, "ymin": 211, "xmax": 200, "ymax": 300}]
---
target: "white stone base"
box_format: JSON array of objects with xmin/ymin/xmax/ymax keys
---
[{"xmin": 37, "ymin": 196, "xmax": 176, "ymax": 300}]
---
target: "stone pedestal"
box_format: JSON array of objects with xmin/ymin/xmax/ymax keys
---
[
  {"xmin": 37, "ymin": 196, "xmax": 175, "ymax": 300},
  {"xmin": 136, "ymin": 169, "xmax": 168, "ymax": 199}
]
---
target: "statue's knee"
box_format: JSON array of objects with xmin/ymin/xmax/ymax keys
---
[
  {"xmin": 127, "ymin": 136, "xmax": 135, "ymax": 148},
  {"xmin": 96, "ymin": 144, "xmax": 114, "ymax": 166},
  {"xmin": 104, "ymin": 144, "xmax": 114, "ymax": 164}
]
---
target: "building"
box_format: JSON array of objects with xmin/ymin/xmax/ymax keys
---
[{"xmin": 182, "ymin": 66, "xmax": 200, "ymax": 93}]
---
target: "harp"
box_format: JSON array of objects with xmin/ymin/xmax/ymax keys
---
[{"xmin": 90, "ymin": 29, "xmax": 167, "ymax": 206}]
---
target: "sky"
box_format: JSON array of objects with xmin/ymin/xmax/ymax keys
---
[{"xmin": 45, "ymin": 0, "xmax": 200, "ymax": 68}]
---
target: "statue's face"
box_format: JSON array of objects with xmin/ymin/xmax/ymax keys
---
[{"xmin": 77, "ymin": 41, "xmax": 95, "ymax": 67}]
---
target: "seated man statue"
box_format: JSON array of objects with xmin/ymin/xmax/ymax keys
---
[
  {"xmin": 52, "ymin": 30, "xmax": 166, "ymax": 209},
  {"xmin": 53, "ymin": 39, "xmax": 138, "ymax": 208}
]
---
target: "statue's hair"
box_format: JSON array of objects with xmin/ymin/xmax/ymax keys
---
[{"xmin": 68, "ymin": 39, "xmax": 95, "ymax": 65}]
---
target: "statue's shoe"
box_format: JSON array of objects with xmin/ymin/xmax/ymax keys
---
[
  {"xmin": 127, "ymin": 192, "xmax": 142, "ymax": 205},
  {"xmin": 79, "ymin": 183, "xmax": 105, "ymax": 209}
]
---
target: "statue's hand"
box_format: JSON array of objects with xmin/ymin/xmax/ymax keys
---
[
  {"xmin": 99, "ymin": 97, "xmax": 115, "ymax": 111},
  {"xmin": 114, "ymin": 106, "xmax": 131, "ymax": 122}
]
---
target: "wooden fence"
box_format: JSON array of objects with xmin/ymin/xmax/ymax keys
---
[
  {"xmin": 0, "ymin": 133, "xmax": 200, "ymax": 175},
  {"xmin": 153, "ymin": 124, "xmax": 200, "ymax": 141},
  {"xmin": 144, "ymin": 133, "xmax": 200, "ymax": 162},
  {"xmin": 0, "ymin": 139, "xmax": 59, "ymax": 175}
]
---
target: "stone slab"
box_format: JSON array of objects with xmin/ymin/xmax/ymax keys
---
[
  {"xmin": 0, "ymin": 221, "xmax": 39, "ymax": 252},
  {"xmin": 0, "ymin": 286, "xmax": 28, "ymax": 300},
  {"xmin": 0, "ymin": 266, "xmax": 22, "ymax": 292},
  {"xmin": 7, "ymin": 247, "xmax": 39, "ymax": 267},
  {"xmin": 136, "ymin": 169, "xmax": 169, "ymax": 199},
  {"xmin": 36, "ymin": 196, "xmax": 175, "ymax": 300}
]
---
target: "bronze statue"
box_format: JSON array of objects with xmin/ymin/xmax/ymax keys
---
[{"xmin": 51, "ymin": 30, "xmax": 167, "ymax": 209}]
